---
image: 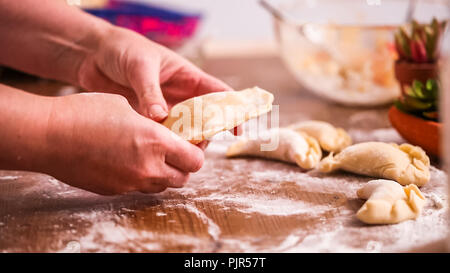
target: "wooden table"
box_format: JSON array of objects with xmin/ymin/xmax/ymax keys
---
[{"xmin": 0, "ymin": 56, "xmax": 448, "ymax": 252}]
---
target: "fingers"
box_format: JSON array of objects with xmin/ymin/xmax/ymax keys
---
[
  {"xmin": 77, "ymin": 58, "xmax": 141, "ymax": 111},
  {"xmin": 161, "ymin": 164, "xmax": 190, "ymax": 188},
  {"xmin": 139, "ymin": 161, "xmax": 190, "ymax": 193},
  {"xmin": 128, "ymin": 119, "xmax": 203, "ymax": 194},
  {"xmin": 129, "ymin": 61, "xmax": 169, "ymax": 122},
  {"xmin": 176, "ymin": 63, "xmax": 232, "ymax": 96},
  {"xmin": 196, "ymin": 71, "xmax": 233, "ymax": 95},
  {"xmin": 166, "ymin": 141, "xmax": 204, "ymax": 172},
  {"xmin": 164, "ymin": 137, "xmax": 205, "ymax": 173},
  {"xmin": 161, "ymin": 53, "xmax": 232, "ymax": 97},
  {"xmin": 138, "ymin": 183, "xmax": 168, "ymax": 194}
]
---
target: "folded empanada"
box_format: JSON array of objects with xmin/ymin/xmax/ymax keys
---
[
  {"xmin": 318, "ymin": 142, "xmax": 430, "ymax": 186},
  {"xmin": 163, "ymin": 87, "xmax": 274, "ymax": 144},
  {"xmin": 226, "ymin": 128, "xmax": 322, "ymax": 169},
  {"xmin": 356, "ymin": 179, "xmax": 426, "ymax": 224},
  {"xmin": 288, "ymin": 120, "xmax": 352, "ymax": 152}
]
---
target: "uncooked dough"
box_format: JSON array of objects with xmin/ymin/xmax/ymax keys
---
[
  {"xmin": 288, "ymin": 120, "xmax": 351, "ymax": 152},
  {"xmin": 226, "ymin": 128, "xmax": 322, "ymax": 169},
  {"xmin": 356, "ymin": 179, "xmax": 426, "ymax": 224},
  {"xmin": 318, "ymin": 142, "xmax": 430, "ymax": 186},
  {"xmin": 163, "ymin": 87, "xmax": 274, "ymax": 144}
]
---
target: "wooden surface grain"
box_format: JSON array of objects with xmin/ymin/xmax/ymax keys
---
[{"xmin": 0, "ymin": 57, "xmax": 448, "ymax": 252}]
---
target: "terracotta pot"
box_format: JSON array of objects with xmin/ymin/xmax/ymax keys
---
[
  {"xmin": 388, "ymin": 106, "xmax": 441, "ymax": 157},
  {"xmin": 394, "ymin": 61, "xmax": 439, "ymax": 94}
]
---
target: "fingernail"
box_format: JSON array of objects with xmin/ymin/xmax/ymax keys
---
[{"xmin": 148, "ymin": 104, "xmax": 168, "ymax": 121}]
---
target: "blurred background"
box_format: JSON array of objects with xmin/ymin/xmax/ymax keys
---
[
  {"xmin": 0, "ymin": 0, "xmax": 449, "ymax": 252},
  {"xmin": 73, "ymin": 0, "xmax": 449, "ymax": 106},
  {"xmin": 3, "ymin": 0, "xmax": 450, "ymax": 132},
  {"xmin": 78, "ymin": 0, "xmax": 275, "ymax": 42}
]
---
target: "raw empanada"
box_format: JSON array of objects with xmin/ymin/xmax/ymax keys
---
[
  {"xmin": 356, "ymin": 179, "xmax": 426, "ymax": 224},
  {"xmin": 163, "ymin": 87, "xmax": 274, "ymax": 144},
  {"xmin": 226, "ymin": 128, "xmax": 322, "ymax": 169},
  {"xmin": 318, "ymin": 142, "xmax": 430, "ymax": 186},
  {"xmin": 288, "ymin": 120, "xmax": 352, "ymax": 152}
]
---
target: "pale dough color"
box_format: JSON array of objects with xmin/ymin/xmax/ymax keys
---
[
  {"xmin": 226, "ymin": 128, "xmax": 322, "ymax": 170},
  {"xmin": 318, "ymin": 142, "xmax": 430, "ymax": 186},
  {"xmin": 288, "ymin": 120, "xmax": 352, "ymax": 152},
  {"xmin": 163, "ymin": 87, "xmax": 274, "ymax": 144},
  {"xmin": 356, "ymin": 179, "xmax": 426, "ymax": 224}
]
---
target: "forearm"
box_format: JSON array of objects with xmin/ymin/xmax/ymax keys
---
[
  {"xmin": 0, "ymin": 84, "xmax": 54, "ymax": 172},
  {"xmin": 0, "ymin": 0, "xmax": 111, "ymax": 85}
]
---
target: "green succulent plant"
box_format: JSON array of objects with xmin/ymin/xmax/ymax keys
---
[
  {"xmin": 395, "ymin": 79, "xmax": 439, "ymax": 121},
  {"xmin": 395, "ymin": 18, "xmax": 447, "ymax": 63}
]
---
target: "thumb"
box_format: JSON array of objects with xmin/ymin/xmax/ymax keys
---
[{"xmin": 130, "ymin": 64, "xmax": 168, "ymax": 121}]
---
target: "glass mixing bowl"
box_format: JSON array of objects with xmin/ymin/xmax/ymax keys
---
[{"xmin": 262, "ymin": 0, "xmax": 449, "ymax": 106}]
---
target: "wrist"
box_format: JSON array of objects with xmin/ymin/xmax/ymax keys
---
[
  {"xmin": 36, "ymin": 95, "xmax": 78, "ymax": 177},
  {"xmin": 0, "ymin": 1, "xmax": 115, "ymax": 86},
  {"xmin": 0, "ymin": 87, "xmax": 55, "ymax": 173}
]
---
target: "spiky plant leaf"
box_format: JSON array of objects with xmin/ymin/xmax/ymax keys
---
[
  {"xmin": 395, "ymin": 79, "xmax": 440, "ymax": 121},
  {"xmin": 395, "ymin": 17, "xmax": 444, "ymax": 62}
]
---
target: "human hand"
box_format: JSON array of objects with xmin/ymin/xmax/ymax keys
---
[
  {"xmin": 44, "ymin": 92, "xmax": 205, "ymax": 195},
  {"xmin": 77, "ymin": 26, "xmax": 232, "ymax": 122}
]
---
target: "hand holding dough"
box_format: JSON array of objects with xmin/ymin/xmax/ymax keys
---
[
  {"xmin": 163, "ymin": 87, "xmax": 274, "ymax": 144},
  {"xmin": 226, "ymin": 128, "xmax": 322, "ymax": 169},
  {"xmin": 318, "ymin": 142, "xmax": 430, "ymax": 186},
  {"xmin": 356, "ymin": 179, "xmax": 426, "ymax": 224},
  {"xmin": 288, "ymin": 120, "xmax": 351, "ymax": 152}
]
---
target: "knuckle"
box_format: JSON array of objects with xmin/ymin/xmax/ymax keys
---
[
  {"xmin": 129, "ymin": 54, "xmax": 151, "ymax": 69},
  {"xmin": 131, "ymin": 135, "xmax": 147, "ymax": 159},
  {"xmin": 132, "ymin": 147, "xmax": 165, "ymax": 178},
  {"xmin": 135, "ymin": 165, "xmax": 156, "ymax": 181},
  {"xmin": 159, "ymin": 140, "xmax": 175, "ymax": 154},
  {"xmin": 134, "ymin": 159, "xmax": 165, "ymax": 182}
]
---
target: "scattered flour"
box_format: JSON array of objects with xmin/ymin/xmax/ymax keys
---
[
  {"xmin": 195, "ymin": 193, "xmax": 332, "ymax": 216},
  {"xmin": 47, "ymin": 178, "xmax": 61, "ymax": 186},
  {"xmin": 348, "ymin": 128, "xmax": 404, "ymax": 144},
  {"xmin": 425, "ymin": 193, "xmax": 447, "ymax": 209},
  {"xmin": 170, "ymin": 203, "xmax": 221, "ymax": 241},
  {"xmin": 71, "ymin": 211, "xmax": 214, "ymax": 253},
  {"xmin": 0, "ymin": 176, "xmax": 20, "ymax": 180},
  {"xmin": 0, "ymin": 139, "xmax": 448, "ymax": 253}
]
